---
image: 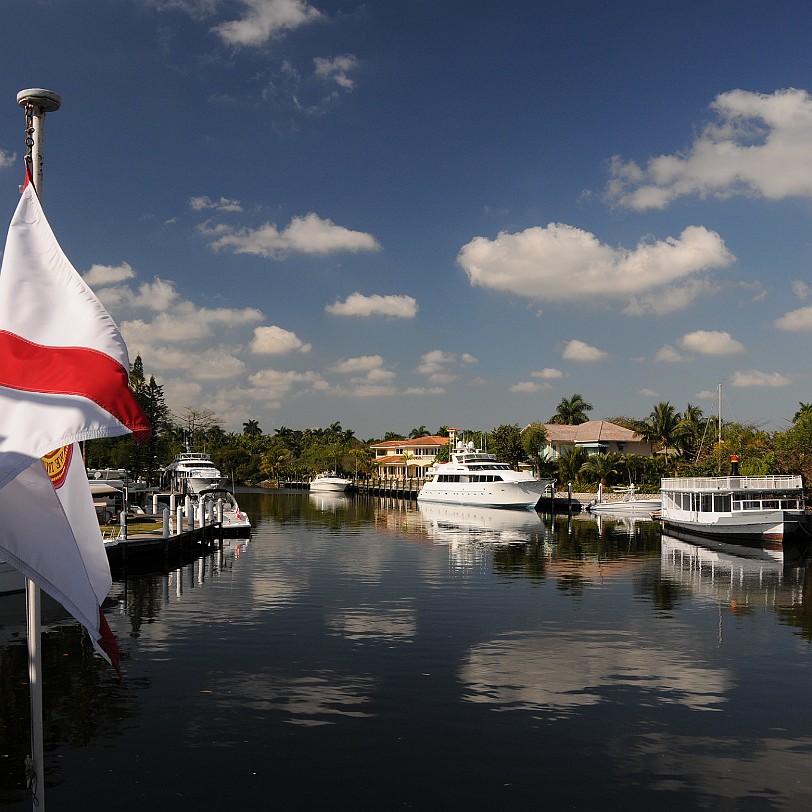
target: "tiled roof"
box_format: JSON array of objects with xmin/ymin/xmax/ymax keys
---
[
  {"xmin": 369, "ymin": 435, "xmax": 449, "ymax": 450},
  {"xmin": 541, "ymin": 420, "xmax": 643, "ymax": 443}
]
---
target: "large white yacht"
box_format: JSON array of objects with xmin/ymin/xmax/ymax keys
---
[
  {"xmin": 418, "ymin": 430, "xmax": 554, "ymax": 509},
  {"xmin": 162, "ymin": 447, "xmax": 226, "ymax": 495}
]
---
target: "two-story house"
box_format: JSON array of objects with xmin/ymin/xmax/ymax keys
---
[{"xmin": 369, "ymin": 435, "xmax": 450, "ymax": 478}]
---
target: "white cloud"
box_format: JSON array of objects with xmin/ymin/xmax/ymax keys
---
[
  {"xmin": 122, "ymin": 302, "xmax": 263, "ymax": 345},
  {"xmin": 83, "ymin": 261, "xmax": 136, "ymax": 288},
  {"xmin": 458, "ymin": 223, "xmax": 733, "ymax": 314},
  {"xmin": 639, "ymin": 388, "xmax": 658, "ymax": 398},
  {"xmin": 678, "ymin": 330, "xmax": 746, "ymax": 356},
  {"xmin": 416, "ymin": 349, "xmax": 477, "ymax": 383},
  {"xmin": 792, "ymin": 280, "xmax": 811, "ymax": 300},
  {"xmin": 562, "ymin": 340, "xmax": 608, "ymax": 362},
  {"xmin": 188, "ymin": 348, "xmax": 247, "ymax": 380},
  {"xmin": 532, "ymin": 367, "xmax": 565, "ymax": 379},
  {"xmin": 510, "ymin": 381, "xmax": 541, "ymax": 393},
  {"xmin": 249, "ymin": 368, "xmax": 326, "ymax": 398},
  {"xmin": 314, "ymin": 55, "xmax": 358, "ymax": 90},
  {"xmin": 325, "ymin": 292, "xmax": 418, "ymax": 318},
  {"xmin": 330, "ymin": 355, "xmax": 385, "ymax": 375},
  {"xmin": 209, "ymin": 213, "xmax": 380, "ymax": 258},
  {"xmin": 97, "ymin": 278, "xmax": 180, "ymax": 313},
  {"xmin": 250, "ymin": 325, "xmax": 312, "ymax": 354},
  {"xmin": 774, "ymin": 306, "xmax": 812, "ymax": 331},
  {"xmin": 607, "ymin": 88, "xmax": 812, "ymax": 210},
  {"xmin": 0, "ymin": 148, "xmax": 15, "ymax": 169},
  {"xmin": 212, "ymin": 0, "xmax": 324, "ymax": 47},
  {"xmin": 654, "ymin": 345, "xmax": 685, "ymax": 363},
  {"xmin": 189, "ymin": 195, "xmax": 242, "ymax": 212},
  {"xmin": 730, "ymin": 370, "xmax": 793, "ymax": 388}
]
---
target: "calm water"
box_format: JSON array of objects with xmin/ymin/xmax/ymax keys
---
[{"xmin": 2, "ymin": 490, "xmax": 812, "ymax": 810}]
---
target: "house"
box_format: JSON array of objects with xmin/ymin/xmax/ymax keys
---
[
  {"xmin": 538, "ymin": 420, "xmax": 651, "ymax": 459},
  {"xmin": 369, "ymin": 435, "xmax": 449, "ymax": 477}
]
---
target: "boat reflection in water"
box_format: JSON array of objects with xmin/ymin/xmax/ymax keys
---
[
  {"xmin": 418, "ymin": 502, "xmax": 546, "ymax": 545},
  {"xmin": 417, "ymin": 502, "xmax": 549, "ymax": 570},
  {"xmin": 660, "ymin": 533, "xmax": 806, "ymax": 609},
  {"xmin": 308, "ymin": 492, "xmax": 350, "ymax": 512}
]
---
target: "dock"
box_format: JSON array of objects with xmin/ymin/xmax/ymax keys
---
[
  {"xmin": 283, "ymin": 477, "xmax": 587, "ymax": 512},
  {"xmin": 104, "ymin": 519, "xmax": 245, "ymax": 578}
]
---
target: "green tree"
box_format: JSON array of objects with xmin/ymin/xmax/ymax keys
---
[
  {"xmin": 488, "ymin": 424, "xmax": 528, "ymax": 469},
  {"xmin": 579, "ymin": 452, "xmax": 623, "ymax": 487},
  {"xmin": 409, "ymin": 425, "xmax": 429, "ymax": 438},
  {"xmin": 549, "ymin": 393, "xmax": 593, "ymax": 425},
  {"xmin": 556, "ymin": 446, "xmax": 589, "ymax": 486},
  {"xmin": 521, "ymin": 423, "xmax": 550, "ymax": 477},
  {"xmin": 641, "ymin": 401, "xmax": 682, "ymax": 466}
]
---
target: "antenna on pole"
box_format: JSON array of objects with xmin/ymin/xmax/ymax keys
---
[
  {"xmin": 17, "ymin": 88, "xmax": 61, "ymax": 197},
  {"xmin": 16, "ymin": 86, "xmax": 60, "ymax": 812}
]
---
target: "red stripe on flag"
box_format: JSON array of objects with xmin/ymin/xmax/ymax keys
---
[{"xmin": 0, "ymin": 330, "xmax": 151, "ymax": 442}]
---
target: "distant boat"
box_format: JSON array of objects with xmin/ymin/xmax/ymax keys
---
[
  {"xmin": 587, "ymin": 484, "xmax": 661, "ymax": 516},
  {"xmin": 309, "ymin": 472, "xmax": 353, "ymax": 492},
  {"xmin": 418, "ymin": 431, "xmax": 553, "ymax": 510},
  {"xmin": 162, "ymin": 448, "xmax": 226, "ymax": 495}
]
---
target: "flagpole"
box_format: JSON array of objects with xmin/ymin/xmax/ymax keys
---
[{"xmin": 17, "ymin": 87, "xmax": 61, "ymax": 812}]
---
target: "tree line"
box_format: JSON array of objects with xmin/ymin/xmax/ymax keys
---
[{"xmin": 86, "ymin": 363, "xmax": 812, "ymax": 492}]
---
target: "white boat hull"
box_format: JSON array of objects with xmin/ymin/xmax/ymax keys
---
[
  {"xmin": 310, "ymin": 479, "xmax": 351, "ymax": 492},
  {"xmin": 417, "ymin": 479, "xmax": 552, "ymax": 509},
  {"xmin": 661, "ymin": 509, "xmax": 805, "ymax": 547},
  {"xmin": 588, "ymin": 498, "xmax": 661, "ymax": 516}
]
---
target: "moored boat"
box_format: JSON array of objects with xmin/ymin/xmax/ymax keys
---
[
  {"xmin": 587, "ymin": 484, "xmax": 661, "ymax": 516},
  {"xmin": 309, "ymin": 472, "xmax": 353, "ymax": 492},
  {"xmin": 196, "ymin": 488, "xmax": 251, "ymax": 536},
  {"xmin": 418, "ymin": 430, "xmax": 554, "ymax": 510},
  {"xmin": 161, "ymin": 447, "xmax": 226, "ymax": 495},
  {"xmin": 659, "ymin": 461, "xmax": 809, "ymax": 557}
]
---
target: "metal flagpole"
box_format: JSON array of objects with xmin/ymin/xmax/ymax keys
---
[{"xmin": 17, "ymin": 86, "xmax": 61, "ymax": 812}]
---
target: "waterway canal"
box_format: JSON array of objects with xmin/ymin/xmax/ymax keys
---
[{"xmin": 2, "ymin": 489, "xmax": 812, "ymax": 810}]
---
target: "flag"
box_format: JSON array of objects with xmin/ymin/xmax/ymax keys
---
[
  {"xmin": 0, "ymin": 175, "xmax": 150, "ymax": 488},
  {"xmin": 0, "ymin": 172, "xmax": 150, "ymax": 670},
  {"xmin": 0, "ymin": 444, "xmax": 120, "ymax": 670}
]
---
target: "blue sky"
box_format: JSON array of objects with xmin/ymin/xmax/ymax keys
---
[{"xmin": 2, "ymin": 1, "xmax": 812, "ymax": 439}]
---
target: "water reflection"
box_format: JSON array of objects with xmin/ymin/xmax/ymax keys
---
[
  {"xmin": 326, "ymin": 598, "xmax": 417, "ymax": 643},
  {"xmin": 460, "ymin": 629, "xmax": 730, "ymax": 718},
  {"xmin": 3, "ymin": 491, "xmax": 812, "ymax": 810},
  {"xmin": 661, "ymin": 534, "xmax": 806, "ymax": 610}
]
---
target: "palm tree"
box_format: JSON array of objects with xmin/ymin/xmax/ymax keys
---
[
  {"xmin": 579, "ymin": 452, "xmax": 622, "ymax": 487},
  {"xmin": 642, "ymin": 401, "xmax": 682, "ymax": 465},
  {"xmin": 549, "ymin": 393, "xmax": 593, "ymax": 425},
  {"xmin": 793, "ymin": 402, "xmax": 812, "ymax": 423},
  {"xmin": 409, "ymin": 426, "xmax": 429, "ymax": 439},
  {"xmin": 557, "ymin": 446, "xmax": 589, "ymax": 485}
]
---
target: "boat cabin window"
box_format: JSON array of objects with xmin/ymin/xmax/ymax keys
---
[{"xmin": 713, "ymin": 494, "xmax": 731, "ymax": 512}]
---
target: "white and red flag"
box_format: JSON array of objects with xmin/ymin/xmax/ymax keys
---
[{"xmin": 0, "ymin": 173, "xmax": 150, "ymax": 670}]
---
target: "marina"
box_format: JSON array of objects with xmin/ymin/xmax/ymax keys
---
[{"xmin": 2, "ymin": 489, "xmax": 812, "ymax": 810}]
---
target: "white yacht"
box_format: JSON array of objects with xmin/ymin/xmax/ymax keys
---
[
  {"xmin": 310, "ymin": 472, "xmax": 353, "ymax": 492},
  {"xmin": 660, "ymin": 463, "xmax": 808, "ymax": 555},
  {"xmin": 418, "ymin": 431, "xmax": 554, "ymax": 509},
  {"xmin": 162, "ymin": 448, "xmax": 226, "ymax": 495}
]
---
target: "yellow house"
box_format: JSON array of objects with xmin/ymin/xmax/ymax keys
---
[{"xmin": 369, "ymin": 435, "xmax": 450, "ymax": 477}]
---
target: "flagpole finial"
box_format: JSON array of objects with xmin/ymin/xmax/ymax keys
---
[{"xmin": 16, "ymin": 88, "xmax": 61, "ymax": 112}]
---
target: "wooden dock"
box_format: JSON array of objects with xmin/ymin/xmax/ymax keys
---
[{"xmin": 104, "ymin": 521, "xmax": 242, "ymax": 578}]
